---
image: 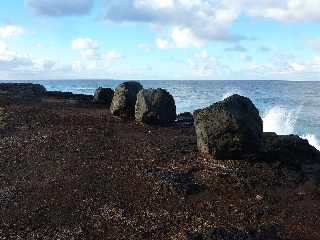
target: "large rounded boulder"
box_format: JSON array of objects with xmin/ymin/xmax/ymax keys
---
[
  {"xmin": 93, "ymin": 87, "xmax": 114, "ymax": 106},
  {"xmin": 110, "ymin": 81, "xmax": 143, "ymax": 118},
  {"xmin": 194, "ymin": 94, "xmax": 263, "ymax": 160},
  {"xmin": 135, "ymin": 88, "xmax": 176, "ymax": 124}
]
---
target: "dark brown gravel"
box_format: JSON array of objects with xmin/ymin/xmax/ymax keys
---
[{"xmin": 0, "ymin": 100, "xmax": 319, "ymax": 240}]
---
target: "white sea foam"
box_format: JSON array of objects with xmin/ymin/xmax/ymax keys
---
[
  {"xmin": 302, "ymin": 134, "xmax": 320, "ymax": 150},
  {"xmin": 263, "ymin": 106, "xmax": 320, "ymax": 150},
  {"xmin": 262, "ymin": 106, "xmax": 297, "ymax": 135},
  {"xmin": 222, "ymin": 89, "xmax": 242, "ymax": 100}
]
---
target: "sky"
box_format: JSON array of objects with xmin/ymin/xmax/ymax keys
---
[{"xmin": 0, "ymin": 0, "xmax": 320, "ymax": 80}]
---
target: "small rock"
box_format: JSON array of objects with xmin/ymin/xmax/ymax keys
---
[
  {"xmin": 145, "ymin": 169, "xmax": 204, "ymax": 195},
  {"xmin": 256, "ymin": 195, "xmax": 264, "ymax": 201}
]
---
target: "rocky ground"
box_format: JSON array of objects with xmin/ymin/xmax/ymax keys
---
[{"xmin": 0, "ymin": 97, "xmax": 320, "ymax": 240}]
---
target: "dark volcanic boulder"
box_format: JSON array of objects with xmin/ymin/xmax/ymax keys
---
[
  {"xmin": 261, "ymin": 132, "xmax": 320, "ymax": 170},
  {"xmin": 110, "ymin": 81, "xmax": 143, "ymax": 118},
  {"xmin": 194, "ymin": 94, "xmax": 263, "ymax": 160},
  {"xmin": 93, "ymin": 87, "xmax": 114, "ymax": 106},
  {"xmin": 135, "ymin": 88, "xmax": 176, "ymax": 124},
  {"xmin": 0, "ymin": 83, "xmax": 46, "ymax": 102}
]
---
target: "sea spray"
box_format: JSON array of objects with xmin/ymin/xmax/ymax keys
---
[
  {"xmin": 262, "ymin": 106, "xmax": 297, "ymax": 135},
  {"xmin": 263, "ymin": 106, "xmax": 320, "ymax": 150},
  {"xmin": 222, "ymin": 89, "xmax": 242, "ymax": 100},
  {"xmin": 302, "ymin": 134, "xmax": 320, "ymax": 150}
]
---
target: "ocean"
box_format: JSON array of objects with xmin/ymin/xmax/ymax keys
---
[{"xmin": 1, "ymin": 79, "xmax": 320, "ymax": 150}]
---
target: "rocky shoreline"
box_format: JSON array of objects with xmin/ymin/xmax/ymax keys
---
[{"xmin": 0, "ymin": 82, "xmax": 320, "ymax": 240}]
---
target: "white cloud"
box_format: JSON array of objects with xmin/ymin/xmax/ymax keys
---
[
  {"xmin": 171, "ymin": 26, "xmax": 204, "ymax": 48},
  {"xmin": 102, "ymin": 0, "xmax": 244, "ymax": 43},
  {"xmin": 103, "ymin": 51, "xmax": 123, "ymax": 62},
  {"xmin": 247, "ymin": 0, "xmax": 320, "ymax": 22},
  {"xmin": 289, "ymin": 62, "xmax": 306, "ymax": 72},
  {"xmin": 0, "ymin": 40, "xmax": 32, "ymax": 70},
  {"xmin": 225, "ymin": 44, "xmax": 247, "ymax": 52},
  {"xmin": 72, "ymin": 38, "xmax": 100, "ymax": 61},
  {"xmin": 72, "ymin": 60, "xmax": 87, "ymax": 73},
  {"xmin": 0, "ymin": 41, "xmax": 63, "ymax": 78},
  {"xmin": 32, "ymin": 59, "xmax": 56, "ymax": 71},
  {"xmin": 135, "ymin": 0, "xmax": 174, "ymax": 9},
  {"xmin": 35, "ymin": 43, "xmax": 44, "ymax": 49},
  {"xmin": 240, "ymin": 53, "xmax": 252, "ymax": 62},
  {"xmin": 156, "ymin": 38, "xmax": 170, "ymax": 49},
  {"xmin": 306, "ymin": 37, "xmax": 320, "ymax": 51},
  {"xmin": 187, "ymin": 50, "xmax": 228, "ymax": 77},
  {"xmin": 71, "ymin": 38, "xmax": 123, "ymax": 72},
  {"xmin": 80, "ymin": 49, "xmax": 98, "ymax": 60},
  {"xmin": 0, "ymin": 25, "xmax": 25, "ymax": 39},
  {"xmin": 25, "ymin": 0, "xmax": 94, "ymax": 16},
  {"xmin": 101, "ymin": 0, "xmax": 320, "ymax": 47},
  {"xmin": 71, "ymin": 38, "xmax": 98, "ymax": 50}
]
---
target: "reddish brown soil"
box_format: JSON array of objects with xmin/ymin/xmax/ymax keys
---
[{"xmin": 0, "ymin": 100, "xmax": 319, "ymax": 239}]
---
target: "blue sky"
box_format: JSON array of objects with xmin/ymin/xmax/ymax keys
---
[{"xmin": 0, "ymin": 0, "xmax": 320, "ymax": 80}]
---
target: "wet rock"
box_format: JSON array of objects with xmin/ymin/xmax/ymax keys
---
[
  {"xmin": 93, "ymin": 87, "xmax": 114, "ymax": 106},
  {"xmin": 194, "ymin": 94, "xmax": 263, "ymax": 160},
  {"xmin": 135, "ymin": 88, "xmax": 176, "ymax": 124},
  {"xmin": 261, "ymin": 132, "xmax": 320, "ymax": 171},
  {"xmin": 145, "ymin": 169, "xmax": 204, "ymax": 195},
  {"xmin": 110, "ymin": 81, "xmax": 143, "ymax": 118},
  {"xmin": 0, "ymin": 83, "xmax": 46, "ymax": 102}
]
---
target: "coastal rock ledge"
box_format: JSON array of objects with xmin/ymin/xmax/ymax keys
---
[
  {"xmin": 135, "ymin": 88, "xmax": 176, "ymax": 124},
  {"xmin": 0, "ymin": 83, "xmax": 46, "ymax": 102},
  {"xmin": 110, "ymin": 81, "xmax": 143, "ymax": 118},
  {"xmin": 194, "ymin": 94, "xmax": 263, "ymax": 160}
]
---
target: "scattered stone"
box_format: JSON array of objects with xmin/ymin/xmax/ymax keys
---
[
  {"xmin": 256, "ymin": 194, "xmax": 264, "ymax": 201},
  {"xmin": 189, "ymin": 224, "xmax": 281, "ymax": 240},
  {"xmin": 0, "ymin": 83, "xmax": 46, "ymax": 102},
  {"xmin": 194, "ymin": 94, "xmax": 263, "ymax": 160},
  {"xmin": 135, "ymin": 88, "xmax": 176, "ymax": 124},
  {"xmin": 110, "ymin": 81, "xmax": 143, "ymax": 118},
  {"xmin": 145, "ymin": 169, "xmax": 204, "ymax": 195},
  {"xmin": 93, "ymin": 87, "xmax": 114, "ymax": 106}
]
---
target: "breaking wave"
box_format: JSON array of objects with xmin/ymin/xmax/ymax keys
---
[
  {"xmin": 262, "ymin": 106, "xmax": 320, "ymax": 150},
  {"xmin": 222, "ymin": 89, "xmax": 242, "ymax": 100}
]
